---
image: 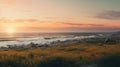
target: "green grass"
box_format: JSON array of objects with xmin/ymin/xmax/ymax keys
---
[{"xmin": 0, "ymin": 42, "xmax": 120, "ymax": 67}]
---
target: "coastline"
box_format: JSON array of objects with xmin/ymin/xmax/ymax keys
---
[{"xmin": 0, "ymin": 42, "xmax": 119, "ymax": 67}]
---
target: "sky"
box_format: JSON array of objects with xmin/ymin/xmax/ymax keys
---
[{"xmin": 0, "ymin": 0, "xmax": 120, "ymax": 32}]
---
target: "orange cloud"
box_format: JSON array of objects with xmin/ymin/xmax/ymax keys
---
[
  {"xmin": 14, "ymin": 19, "xmax": 40, "ymax": 23},
  {"xmin": 0, "ymin": 18, "xmax": 120, "ymax": 32},
  {"xmin": 0, "ymin": 18, "xmax": 11, "ymax": 23}
]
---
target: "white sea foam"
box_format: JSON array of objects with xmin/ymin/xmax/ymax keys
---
[
  {"xmin": 0, "ymin": 34, "xmax": 100, "ymax": 47},
  {"xmin": 0, "ymin": 34, "xmax": 97, "ymax": 47}
]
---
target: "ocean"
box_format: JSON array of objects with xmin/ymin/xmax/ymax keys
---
[{"xmin": 0, "ymin": 32, "xmax": 106, "ymax": 47}]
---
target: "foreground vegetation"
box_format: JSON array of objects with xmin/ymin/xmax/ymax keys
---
[{"xmin": 0, "ymin": 42, "xmax": 120, "ymax": 67}]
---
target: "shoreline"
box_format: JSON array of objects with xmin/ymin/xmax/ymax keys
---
[{"xmin": 0, "ymin": 31, "xmax": 119, "ymax": 50}]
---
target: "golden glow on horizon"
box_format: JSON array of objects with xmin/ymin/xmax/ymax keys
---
[{"xmin": 5, "ymin": 28, "xmax": 15, "ymax": 34}]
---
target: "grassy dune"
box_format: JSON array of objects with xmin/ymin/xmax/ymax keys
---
[{"xmin": 0, "ymin": 42, "xmax": 120, "ymax": 67}]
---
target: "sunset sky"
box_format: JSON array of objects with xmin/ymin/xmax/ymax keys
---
[{"xmin": 0, "ymin": 0, "xmax": 120, "ymax": 32}]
